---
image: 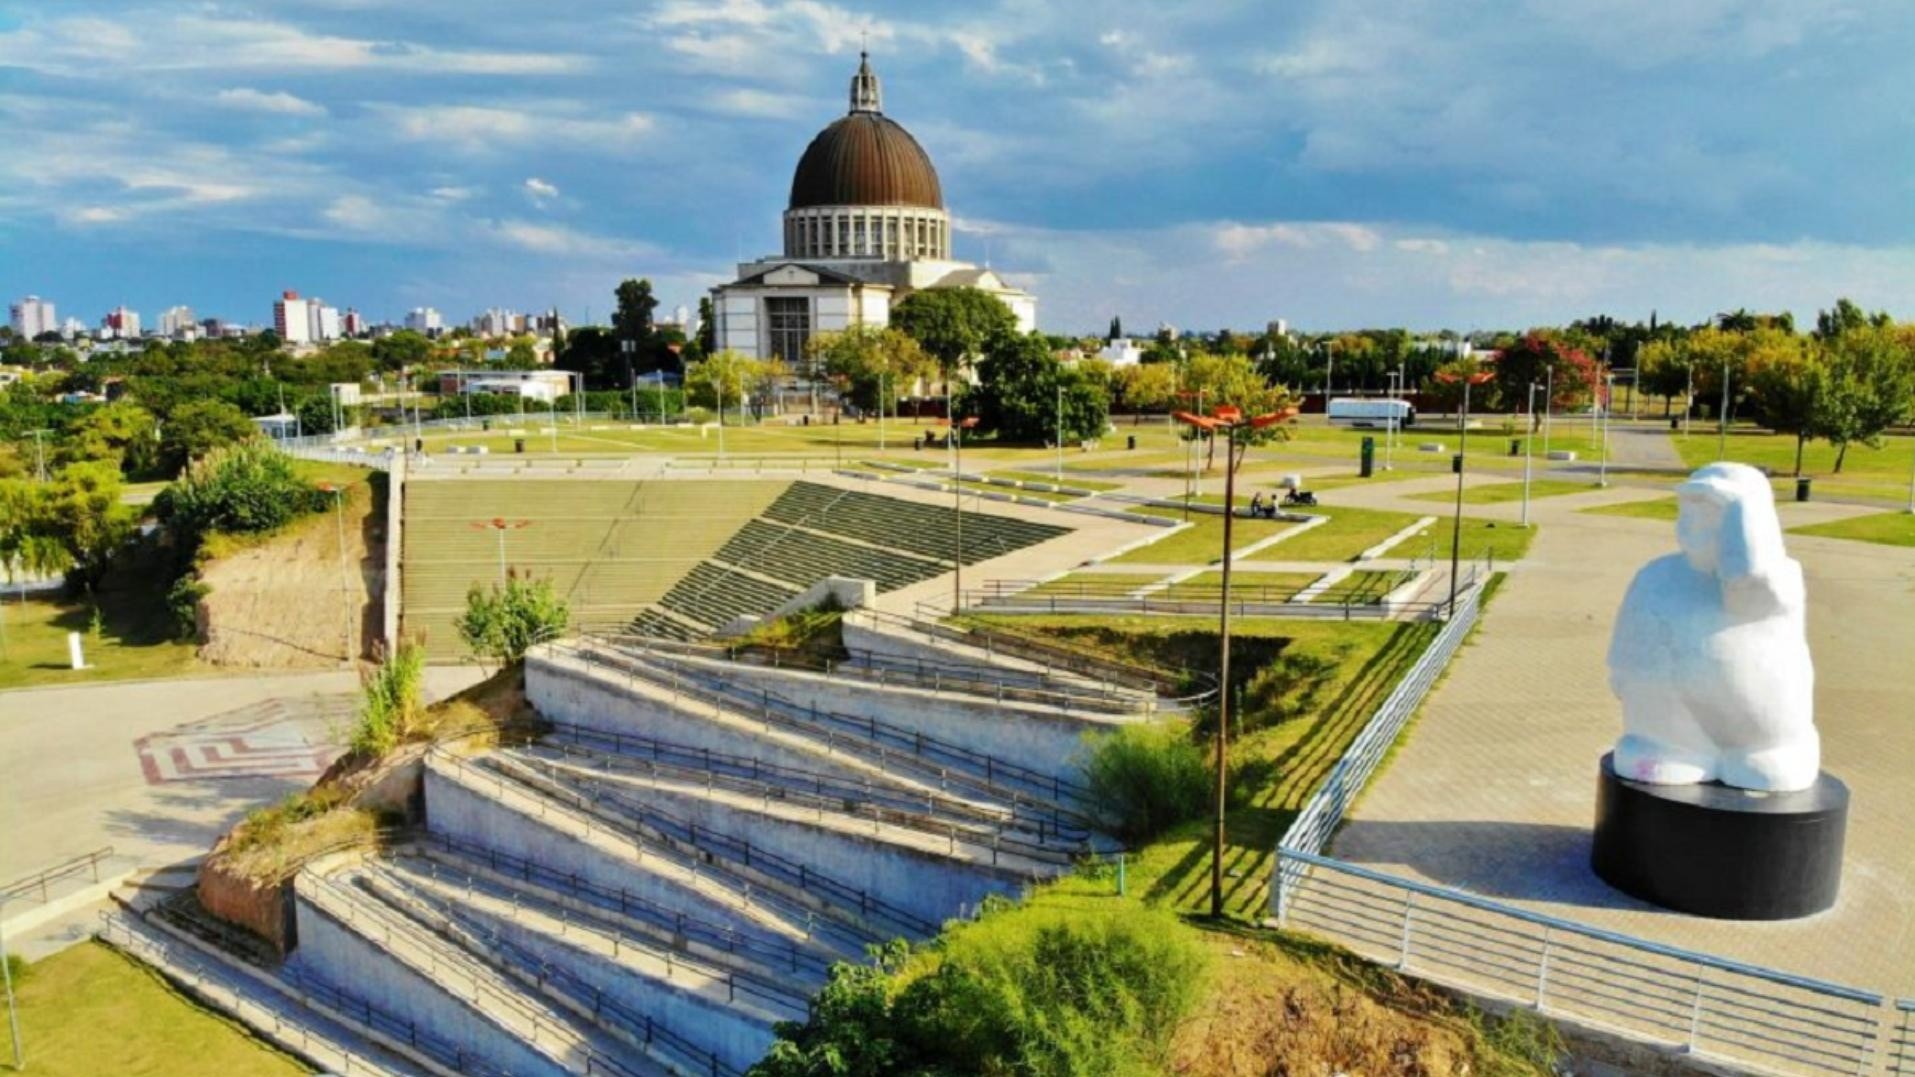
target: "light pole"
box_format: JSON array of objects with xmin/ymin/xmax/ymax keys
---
[
  {"xmin": 548, "ymin": 394, "xmax": 559, "ymax": 454},
  {"xmin": 1717, "ymin": 356, "xmax": 1730, "ymax": 461},
  {"xmin": 1599, "ymin": 373, "xmax": 1614, "ymax": 488},
  {"xmin": 1384, "ymin": 371, "xmax": 1400, "ymax": 471},
  {"xmin": 1, "ymin": 905, "xmax": 22, "ymax": 1069},
  {"xmin": 1173, "ymin": 403, "xmax": 1295, "ymax": 921},
  {"xmin": 878, "ymin": 369, "xmax": 888, "ymax": 455},
  {"xmin": 1905, "ymin": 434, "xmax": 1914, "ymax": 514},
  {"xmin": 948, "ymin": 416, "xmax": 978, "ymax": 610},
  {"xmin": 1522, "ymin": 382, "xmax": 1537, "ymax": 528},
  {"xmin": 318, "ymin": 483, "xmax": 355, "ymax": 664},
  {"xmin": 1436, "ymin": 370, "xmax": 1494, "ymax": 616},
  {"xmin": 472, "ymin": 518, "xmax": 532, "ymax": 586},
  {"xmin": 1055, "ymin": 382, "xmax": 1065, "ymax": 483},
  {"xmin": 1684, "ymin": 363, "xmax": 1694, "ymax": 438},
  {"xmin": 1542, "ymin": 367, "xmax": 1553, "ymax": 460}
]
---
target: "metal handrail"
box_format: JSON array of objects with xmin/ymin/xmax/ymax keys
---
[
  {"xmin": 412, "ymin": 832, "xmax": 833, "ymax": 979},
  {"xmin": 3, "ymin": 845, "xmax": 115, "ymax": 904},
  {"xmin": 530, "ymin": 720, "xmax": 1093, "ymax": 849},
  {"xmin": 553, "ymin": 638, "xmax": 1092, "ymax": 811}
]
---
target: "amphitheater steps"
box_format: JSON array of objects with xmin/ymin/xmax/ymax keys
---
[
  {"xmin": 358, "ymin": 865, "xmax": 782, "ymax": 1075},
  {"xmin": 295, "ymin": 864, "xmax": 637, "ymax": 1077},
  {"xmin": 426, "ymin": 751, "xmax": 876, "ymax": 961},
  {"xmin": 478, "ymin": 752, "xmax": 931, "ymax": 943},
  {"xmin": 400, "ymin": 841, "xmax": 835, "ymax": 990}
]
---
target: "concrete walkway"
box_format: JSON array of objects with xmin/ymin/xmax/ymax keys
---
[{"xmin": 1329, "ymin": 484, "xmax": 1915, "ymax": 995}]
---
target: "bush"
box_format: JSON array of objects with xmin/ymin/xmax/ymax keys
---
[
  {"xmin": 352, "ymin": 642, "xmax": 424, "ymax": 756},
  {"xmin": 754, "ymin": 903, "xmax": 1209, "ymax": 1076},
  {"xmin": 456, "ymin": 573, "xmax": 570, "ymax": 667},
  {"xmin": 1083, "ymin": 721, "xmax": 1211, "ymax": 844},
  {"xmin": 156, "ymin": 442, "xmax": 325, "ymax": 544},
  {"xmin": 166, "ymin": 574, "xmax": 209, "ymax": 640}
]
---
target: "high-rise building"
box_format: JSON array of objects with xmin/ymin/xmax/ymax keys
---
[
  {"xmin": 404, "ymin": 307, "xmax": 443, "ymax": 335},
  {"xmin": 61, "ymin": 317, "xmax": 87, "ymax": 338},
  {"xmin": 101, "ymin": 306, "xmax": 141, "ymax": 338},
  {"xmin": 342, "ymin": 308, "xmax": 365, "ymax": 338},
  {"xmin": 9, "ymin": 295, "xmax": 56, "ymax": 339},
  {"xmin": 159, "ymin": 306, "xmax": 197, "ymax": 338},
  {"xmin": 275, "ymin": 290, "xmax": 312, "ymax": 344},
  {"xmin": 307, "ymin": 300, "xmax": 341, "ymax": 342}
]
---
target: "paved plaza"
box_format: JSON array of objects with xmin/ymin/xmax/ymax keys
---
[{"xmin": 1329, "ymin": 474, "xmax": 1915, "ymax": 995}]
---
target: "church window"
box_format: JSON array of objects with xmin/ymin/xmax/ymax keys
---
[{"xmin": 765, "ymin": 297, "xmax": 811, "ymax": 369}]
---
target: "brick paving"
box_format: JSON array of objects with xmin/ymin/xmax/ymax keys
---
[{"xmin": 1328, "ymin": 484, "xmax": 1915, "ymax": 995}]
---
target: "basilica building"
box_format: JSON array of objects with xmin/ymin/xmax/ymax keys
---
[{"xmin": 709, "ymin": 54, "xmax": 1037, "ymax": 371}]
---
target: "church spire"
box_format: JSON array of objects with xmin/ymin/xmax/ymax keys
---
[{"xmin": 849, "ymin": 51, "xmax": 882, "ymax": 113}]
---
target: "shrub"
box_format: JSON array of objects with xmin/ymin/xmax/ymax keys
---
[
  {"xmin": 1083, "ymin": 721, "xmax": 1211, "ymax": 844},
  {"xmin": 156, "ymin": 442, "xmax": 325, "ymax": 544},
  {"xmin": 166, "ymin": 574, "xmax": 209, "ymax": 640},
  {"xmin": 754, "ymin": 904, "xmax": 1209, "ymax": 1076},
  {"xmin": 456, "ymin": 573, "xmax": 570, "ymax": 667},
  {"xmin": 352, "ymin": 642, "xmax": 424, "ymax": 756}
]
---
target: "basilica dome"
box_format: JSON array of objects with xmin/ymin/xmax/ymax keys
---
[{"xmin": 781, "ymin": 54, "xmax": 950, "ymax": 260}]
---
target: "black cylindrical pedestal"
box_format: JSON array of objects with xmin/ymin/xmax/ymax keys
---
[{"xmin": 1591, "ymin": 753, "xmax": 1848, "ymax": 920}]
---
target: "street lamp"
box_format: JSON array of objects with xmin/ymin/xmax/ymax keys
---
[
  {"xmin": 1599, "ymin": 373, "xmax": 1615, "ymax": 488},
  {"xmin": 1542, "ymin": 367, "xmax": 1553, "ymax": 460},
  {"xmin": 945, "ymin": 416, "xmax": 979, "ymax": 610},
  {"xmin": 1718, "ymin": 355, "xmax": 1731, "ymax": 461},
  {"xmin": 1522, "ymin": 382, "xmax": 1538, "ymax": 528},
  {"xmin": 1055, "ymin": 382, "xmax": 1065, "ymax": 483},
  {"xmin": 1435, "ymin": 370, "xmax": 1494, "ymax": 616},
  {"xmin": 317, "ymin": 483, "xmax": 355, "ymax": 664},
  {"xmin": 1173, "ymin": 403, "xmax": 1296, "ymax": 921},
  {"xmin": 471, "ymin": 518, "xmax": 532, "ymax": 586}
]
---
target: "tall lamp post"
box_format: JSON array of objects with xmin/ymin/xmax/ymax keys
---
[
  {"xmin": 471, "ymin": 518, "xmax": 532, "ymax": 586},
  {"xmin": 317, "ymin": 483, "xmax": 355, "ymax": 664},
  {"xmin": 946, "ymin": 416, "xmax": 978, "ymax": 610},
  {"xmin": 1173, "ymin": 403, "xmax": 1296, "ymax": 920},
  {"xmin": 1055, "ymin": 382, "xmax": 1065, "ymax": 483},
  {"xmin": 1435, "ymin": 370, "xmax": 1494, "ymax": 616},
  {"xmin": 1717, "ymin": 355, "xmax": 1730, "ymax": 461},
  {"xmin": 1599, "ymin": 373, "xmax": 1615, "ymax": 488},
  {"xmin": 1521, "ymin": 382, "xmax": 1538, "ymax": 528}
]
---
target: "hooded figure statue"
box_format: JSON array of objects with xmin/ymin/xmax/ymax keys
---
[{"xmin": 1606, "ymin": 462, "xmax": 1818, "ymax": 792}]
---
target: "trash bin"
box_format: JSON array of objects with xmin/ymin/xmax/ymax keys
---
[
  {"xmin": 803, "ymin": 414, "xmax": 810, "ymax": 426},
  {"xmin": 482, "ymin": 419, "xmax": 491, "ymax": 432},
  {"xmin": 1670, "ymin": 417, "xmax": 1680, "ymax": 431},
  {"xmin": 1510, "ymin": 438, "xmax": 1521, "ymax": 456},
  {"xmin": 1451, "ymin": 452, "xmax": 1463, "ymax": 475},
  {"xmin": 1796, "ymin": 477, "xmax": 1812, "ymax": 502},
  {"xmin": 414, "ymin": 437, "xmax": 423, "ymax": 453},
  {"xmin": 514, "ymin": 438, "xmax": 526, "ymax": 454},
  {"xmin": 1127, "ymin": 435, "xmax": 1137, "ymax": 451},
  {"xmin": 1360, "ymin": 436, "xmax": 1375, "ymax": 478}
]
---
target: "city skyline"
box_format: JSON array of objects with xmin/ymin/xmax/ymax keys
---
[{"xmin": 4, "ymin": 2, "xmax": 1915, "ymax": 332}]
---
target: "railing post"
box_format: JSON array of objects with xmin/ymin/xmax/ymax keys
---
[
  {"xmin": 1534, "ymin": 926, "xmax": 1551, "ymax": 1011},
  {"xmin": 1687, "ymin": 970, "xmax": 1704, "ymax": 1053},
  {"xmin": 1397, "ymin": 891, "xmax": 1415, "ymax": 970}
]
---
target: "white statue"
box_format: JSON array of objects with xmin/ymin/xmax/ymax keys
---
[{"xmin": 1607, "ymin": 462, "xmax": 1818, "ymax": 792}]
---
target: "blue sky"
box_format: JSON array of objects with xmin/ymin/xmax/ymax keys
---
[{"xmin": 2, "ymin": 0, "xmax": 1913, "ymax": 334}]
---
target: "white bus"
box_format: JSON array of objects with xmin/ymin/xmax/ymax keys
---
[{"xmin": 1326, "ymin": 397, "xmax": 1416, "ymax": 428}]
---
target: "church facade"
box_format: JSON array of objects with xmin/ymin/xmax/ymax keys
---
[{"xmin": 710, "ymin": 54, "xmax": 1036, "ymax": 373}]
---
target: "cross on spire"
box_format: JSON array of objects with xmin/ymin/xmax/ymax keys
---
[{"xmin": 850, "ymin": 49, "xmax": 882, "ymax": 113}]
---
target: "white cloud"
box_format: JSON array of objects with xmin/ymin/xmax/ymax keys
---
[
  {"xmin": 373, "ymin": 103, "xmax": 653, "ymax": 153},
  {"xmin": 707, "ymin": 87, "xmax": 810, "ymax": 120},
  {"xmin": 492, "ymin": 220, "xmax": 656, "ymax": 261},
  {"xmin": 214, "ymin": 87, "xmax": 327, "ymax": 116},
  {"xmin": 428, "ymin": 186, "xmax": 479, "ymax": 202},
  {"xmin": 523, "ymin": 177, "xmax": 560, "ymax": 205}
]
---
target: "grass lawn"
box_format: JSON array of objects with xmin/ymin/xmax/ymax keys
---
[
  {"xmin": 1159, "ymin": 570, "xmax": 1319, "ymax": 604},
  {"xmin": 1112, "ymin": 507, "xmax": 1292, "ymax": 564},
  {"xmin": 1673, "ymin": 428, "xmax": 1915, "ymax": 501},
  {"xmin": 0, "ymin": 580, "xmax": 201, "ymax": 690},
  {"xmin": 1788, "ymin": 511, "xmax": 1915, "ymax": 547},
  {"xmin": 988, "ymin": 469, "xmax": 1121, "ymax": 492},
  {"xmin": 1408, "ymin": 477, "xmax": 1597, "ymax": 505},
  {"xmin": 1270, "ymin": 507, "xmax": 1428, "ymax": 561},
  {"xmin": 1581, "ymin": 496, "xmax": 1681, "ymax": 521},
  {"xmin": 1024, "ymin": 572, "xmax": 1167, "ymax": 596},
  {"xmin": 1309, "ymin": 569, "xmax": 1405, "ymax": 605},
  {"xmin": 0, "ymin": 941, "xmax": 309, "ymax": 1076}
]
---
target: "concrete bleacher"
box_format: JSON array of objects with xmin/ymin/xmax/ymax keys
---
[
  {"xmin": 629, "ymin": 482, "xmax": 1072, "ymax": 640},
  {"xmin": 402, "ymin": 479, "xmax": 789, "ymax": 657}
]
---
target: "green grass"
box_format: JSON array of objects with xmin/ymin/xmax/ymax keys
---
[
  {"xmin": 1309, "ymin": 569, "xmax": 1404, "ymax": 605},
  {"xmin": 0, "ymin": 941, "xmax": 309, "ymax": 1075},
  {"xmin": 1025, "ymin": 572, "xmax": 1168, "ymax": 596},
  {"xmin": 1673, "ymin": 428, "xmax": 1915, "ymax": 501},
  {"xmin": 1788, "ymin": 511, "xmax": 1915, "ymax": 547},
  {"xmin": 989, "ymin": 469, "xmax": 1121, "ymax": 492},
  {"xmin": 1407, "ymin": 478, "xmax": 1597, "ymax": 505},
  {"xmin": 0, "ymin": 581, "xmax": 201, "ymax": 690},
  {"xmin": 1112, "ymin": 507, "xmax": 1292, "ymax": 565},
  {"xmin": 1266, "ymin": 507, "xmax": 1428, "ymax": 562},
  {"xmin": 948, "ymin": 478, "xmax": 1078, "ymax": 503},
  {"xmin": 1581, "ymin": 496, "xmax": 1681, "ymax": 521},
  {"xmin": 1159, "ymin": 571, "xmax": 1318, "ymax": 603}
]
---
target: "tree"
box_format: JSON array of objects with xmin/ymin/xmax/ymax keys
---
[
  {"xmin": 963, "ymin": 333, "xmax": 1108, "ymax": 444},
  {"xmin": 1492, "ymin": 331, "xmax": 1598, "ymax": 414},
  {"xmin": 1108, "ymin": 315, "xmax": 1122, "ymax": 341},
  {"xmin": 612, "ymin": 278, "xmax": 659, "ymax": 343},
  {"xmin": 159, "ymin": 400, "xmax": 259, "ymax": 474},
  {"xmin": 1638, "ymin": 339, "xmax": 1692, "ymax": 417},
  {"xmin": 695, "ymin": 296, "xmax": 717, "ymax": 357},
  {"xmin": 1814, "ymin": 298, "xmax": 1876, "ymax": 340},
  {"xmin": 457, "ymin": 573, "xmax": 571, "ymax": 669},
  {"xmin": 1112, "ymin": 363, "xmax": 1177, "ymax": 422},
  {"xmin": 555, "ymin": 326, "xmax": 620, "ymax": 390},
  {"xmin": 0, "ymin": 479, "xmax": 69, "ymax": 586},
  {"xmin": 890, "ymin": 288, "xmax": 1017, "ymax": 389},
  {"xmin": 45, "ymin": 461, "xmax": 134, "ymax": 592},
  {"xmin": 1813, "ymin": 326, "xmax": 1915, "ymax": 472},
  {"xmin": 1745, "ymin": 336, "xmax": 1824, "ymax": 475},
  {"xmin": 684, "ymin": 350, "xmax": 764, "ymax": 421},
  {"xmin": 371, "ymin": 330, "xmax": 431, "ymax": 372},
  {"xmin": 56, "ymin": 401, "xmax": 160, "ymax": 476},
  {"xmin": 806, "ymin": 325, "xmax": 933, "ymax": 415}
]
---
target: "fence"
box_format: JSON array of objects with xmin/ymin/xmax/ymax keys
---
[
  {"xmin": 1266, "ymin": 578, "xmax": 1915, "ymax": 1075},
  {"xmin": 2, "ymin": 845, "xmax": 116, "ymax": 905},
  {"xmin": 1278, "ymin": 850, "xmax": 1885, "ymax": 1076}
]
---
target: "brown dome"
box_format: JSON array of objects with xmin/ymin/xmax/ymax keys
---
[{"xmin": 789, "ymin": 112, "xmax": 943, "ymax": 211}]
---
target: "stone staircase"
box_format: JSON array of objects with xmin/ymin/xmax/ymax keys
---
[{"xmin": 109, "ymin": 611, "xmax": 1190, "ymax": 1074}]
